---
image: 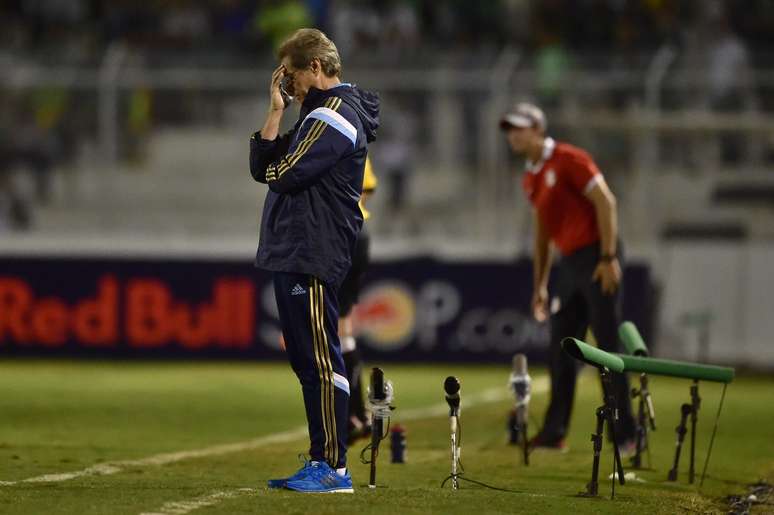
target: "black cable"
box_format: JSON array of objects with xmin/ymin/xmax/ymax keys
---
[
  {"xmin": 440, "ymin": 474, "xmax": 523, "ymax": 493},
  {"xmin": 359, "ymin": 417, "xmax": 391, "ymax": 464}
]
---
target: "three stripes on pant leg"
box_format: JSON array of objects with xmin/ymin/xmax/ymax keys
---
[{"xmin": 309, "ymin": 277, "xmax": 338, "ymax": 467}]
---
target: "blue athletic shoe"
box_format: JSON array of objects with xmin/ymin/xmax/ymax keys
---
[
  {"xmin": 285, "ymin": 461, "xmax": 353, "ymax": 493},
  {"xmin": 267, "ymin": 456, "xmax": 313, "ymax": 489}
]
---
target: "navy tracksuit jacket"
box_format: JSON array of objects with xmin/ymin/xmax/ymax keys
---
[{"xmin": 250, "ymin": 83, "xmax": 379, "ymax": 468}]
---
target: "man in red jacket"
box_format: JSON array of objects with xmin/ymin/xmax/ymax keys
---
[{"xmin": 501, "ymin": 103, "xmax": 635, "ymax": 450}]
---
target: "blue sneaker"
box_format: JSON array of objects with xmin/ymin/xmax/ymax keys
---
[
  {"xmin": 267, "ymin": 455, "xmax": 313, "ymax": 489},
  {"xmin": 285, "ymin": 461, "xmax": 353, "ymax": 493}
]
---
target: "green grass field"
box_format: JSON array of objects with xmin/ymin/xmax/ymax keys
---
[{"xmin": 0, "ymin": 360, "xmax": 771, "ymax": 514}]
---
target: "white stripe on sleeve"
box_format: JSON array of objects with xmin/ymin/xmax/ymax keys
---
[{"xmin": 305, "ymin": 107, "xmax": 357, "ymax": 147}]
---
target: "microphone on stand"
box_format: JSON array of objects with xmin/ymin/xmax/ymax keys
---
[
  {"xmin": 367, "ymin": 367, "xmax": 394, "ymax": 489},
  {"xmin": 509, "ymin": 354, "xmax": 531, "ymax": 465},
  {"xmin": 642, "ymin": 376, "xmax": 656, "ymax": 431},
  {"xmin": 444, "ymin": 376, "xmax": 461, "ymax": 417},
  {"xmin": 444, "ymin": 376, "xmax": 461, "ymax": 490},
  {"xmin": 371, "ymin": 367, "xmax": 386, "ymax": 404}
]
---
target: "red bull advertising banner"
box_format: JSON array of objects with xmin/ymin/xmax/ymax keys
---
[{"xmin": 0, "ymin": 257, "xmax": 653, "ymax": 362}]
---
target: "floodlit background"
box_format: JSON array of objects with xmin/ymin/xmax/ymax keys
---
[{"xmin": 1, "ymin": 0, "xmax": 774, "ymax": 366}]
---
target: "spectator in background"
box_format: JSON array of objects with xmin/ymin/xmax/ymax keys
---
[
  {"xmin": 0, "ymin": 141, "xmax": 31, "ymax": 231},
  {"xmin": 212, "ymin": 0, "xmax": 254, "ymax": 48},
  {"xmin": 125, "ymin": 87, "xmax": 153, "ymax": 165},
  {"xmin": 161, "ymin": 0, "xmax": 211, "ymax": 48},
  {"xmin": 379, "ymin": 0, "xmax": 420, "ymax": 58},
  {"xmin": 706, "ymin": 10, "xmax": 756, "ymax": 165},
  {"xmin": 502, "ymin": 0, "xmax": 531, "ymax": 47},
  {"xmin": 256, "ymin": 0, "xmax": 312, "ymax": 50},
  {"xmin": 373, "ymin": 97, "xmax": 414, "ymax": 233},
  {"xmin": 330, "ymin": 0, "xmax": 380, "ymax": 59},
  {"xmin": 17, "ymin": 88, "xmax": 65, "ymax": 203},
  {"xmin": 532, "ymin": 26, "xmax": 571, "ymax": 109}
]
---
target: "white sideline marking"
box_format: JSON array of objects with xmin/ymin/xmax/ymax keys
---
[
  {"xmin": 0, "ymin": 377, "xmax": 548, "ymax": 488},
  {"xmin": 0, "ymin": 428, "xmax": 307, "ymax": 486},
  {"xmin": 139, "ymin": 488, "xmax": 257, "ymax": 515}
]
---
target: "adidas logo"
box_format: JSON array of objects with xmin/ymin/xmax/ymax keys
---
[
  {"xmin": 320, "ymin": 475, "xmax": 338, "ymax": 487},
  {"xmin": 291, "ymin": 284, "xmax": 306, "ymax": 296}
]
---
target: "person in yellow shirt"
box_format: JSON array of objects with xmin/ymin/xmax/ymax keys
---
[{"xmin": 338, "ymin": 156, "xmax": 377, "ymax": 444}]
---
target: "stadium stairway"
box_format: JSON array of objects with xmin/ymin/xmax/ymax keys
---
[
  {"xmin": 32, "ymin": 128, "xmax": 262, "ymax": 238},
  {"xmin": 29, "ymin": 126, "xmax": 487, "ymax": 250},
  {"xmin": 25, "ymin": 127, "xmax": 774, "ymax": 249}
]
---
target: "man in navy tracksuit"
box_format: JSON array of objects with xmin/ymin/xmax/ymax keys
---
[{"xmin": 249, "ymin": 28, "xmax": 379, "ymax": 493}]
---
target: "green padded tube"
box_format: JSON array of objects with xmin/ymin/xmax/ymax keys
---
[
  {"xmin": 616, "ymin": 355, "xmax": 734, "ymax": 383},
  {"xmin": 618, "ymin": 321, "xmax": 649, "ymax": 356},
  {"xmin": 561, "ymin": 338, "xmax": 625, "ymax": 373}
]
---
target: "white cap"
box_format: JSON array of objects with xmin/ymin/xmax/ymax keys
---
[{"xmin": 499, "ymin": 102, "xmax": 546, "ymax": 132}]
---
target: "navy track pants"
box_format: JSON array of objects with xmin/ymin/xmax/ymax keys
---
[{"xmin": 273, "ymin": 272, "xmax": 349, "ymax": 468}]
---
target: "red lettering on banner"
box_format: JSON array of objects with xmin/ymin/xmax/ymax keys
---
[
  {"xmin": 231, "ymin": 280, "xmax": 255, "ymax": 348},
  {"xmin": 0, "ymin": 278, "xmax": 33, "ymax": 343},
  {"xmin": 31, "ymin": 298, "xmax": 68, "ymax": 347},
  {"xmin": 0, "ymin": 275, "xmax": 120, "ymax": 347},
  {"xmin": 171, "ymin": 279, "xmax": 256, "ymax": 350},
  {"xmin": 213, "ymin": 280, "xmax": 232, "ymax": 345},
  {"xmin": 126, "ymin": 279, "xmax": 171, "ymax": 348},
  {"xmin": 174, "ymin": 304, "xmax": 213, "ymax": 349},
  {"xmin": 73, "ymin": 276, "xmax": 118, "ymax": 347},
  {"xmin": 0, "ymin": 274, "xmax": 256, "ymax": 351}
]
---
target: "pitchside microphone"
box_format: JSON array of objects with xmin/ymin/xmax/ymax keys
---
[
  {"xmin": 367, "ymin": 367, "xmax": 394, "ymax": 489},
  {"xmin": 642, "ymin": 376, "xmax": 657, "ymax": 430},
  {"xmin": 510, "ymin": 354, "xmax": 532, "ymax": 426},
  {"xmin": 369, "ymin": 368, "xmax": 385, "ymax": 489},
  {"xmin": 444, "ymin": 376, "xmax": 461, "ymax": 417},
  {"xmin": 371, "ymin": 367, "xmax": 386, "ymax": 403},
  {"xmin": 509, "ymin": 354, "xmax": 532, "ymax": 465},
  {"xmin": 444, "ymin": 376, "xmax": 462, "ymax": 490}
]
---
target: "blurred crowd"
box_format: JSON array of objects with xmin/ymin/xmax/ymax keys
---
[
  {"xmin": 1, "ymin": 0, "xmax": 774, "ymax": 231},
  {"xmin": 2, "ymin": 1, "xmax": 774, "ymax": 66}
]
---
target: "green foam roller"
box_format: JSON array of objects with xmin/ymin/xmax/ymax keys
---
[
  {"xmin": 561, "ymin": 337, "xmax": 625, "ymax": 373},
  {"xmin": 616, "ymin": 354, "xmax": 734, "ymax": 383},
  {"xmin": 619, "ymin": 321, "xmax": 649, "ymax": 356}
]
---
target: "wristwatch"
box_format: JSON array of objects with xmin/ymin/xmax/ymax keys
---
[{"xmin": 600, "ymin": 254, "xmax": 616, "ymax": 262}]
